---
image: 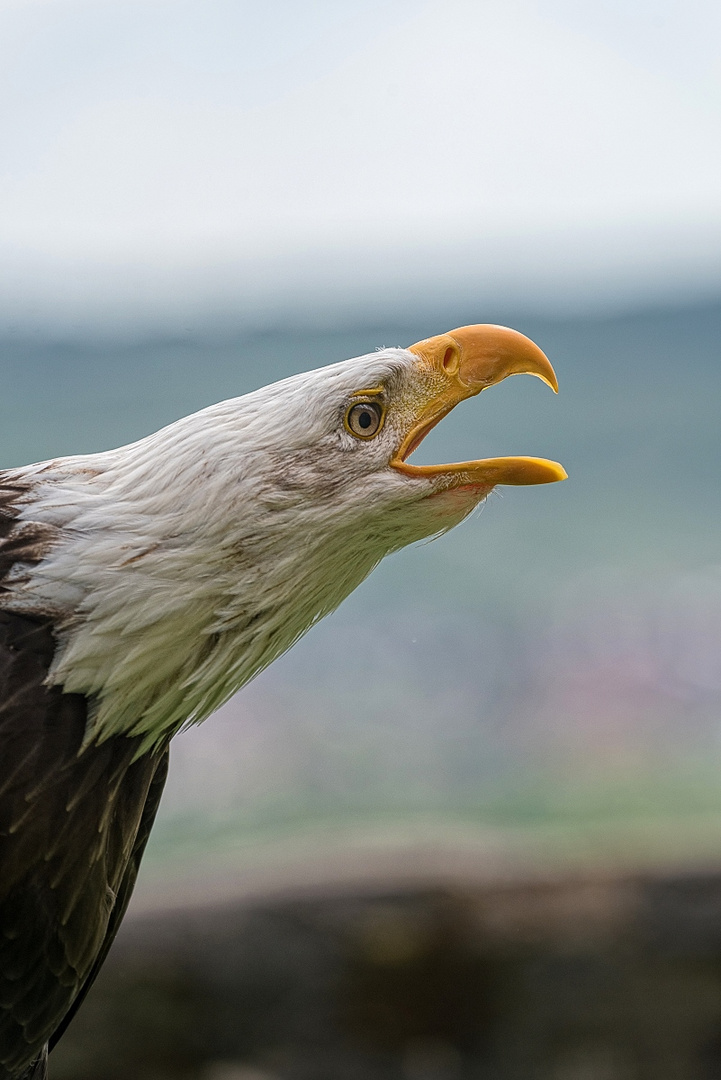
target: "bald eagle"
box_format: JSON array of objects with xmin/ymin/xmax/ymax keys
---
[{"xmin": 0, "ymin": 325, "xmax": 564, "ymax": 1078}]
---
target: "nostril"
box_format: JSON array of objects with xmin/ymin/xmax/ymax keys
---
[{"xmin": 442, "ymin": 345, "xmax": 459, "ymax": 374}]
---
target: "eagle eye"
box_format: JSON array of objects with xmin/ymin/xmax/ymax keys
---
[{"xmin": 345, "ymin": 401, "xmax": 384, "ymax": 439}]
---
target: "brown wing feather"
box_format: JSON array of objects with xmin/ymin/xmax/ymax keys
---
[
  {"xmin": 48, "ymin": 748, "xmax": 169, "ymax": 1053},
  {"xmin": 0, "ymin": 611, "xmax": 168, "ymax": 1076}
]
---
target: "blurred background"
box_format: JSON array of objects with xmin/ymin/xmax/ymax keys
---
[{"xmin": 2, "ymin": 1, "xmax": 721, "ymax": 1077}]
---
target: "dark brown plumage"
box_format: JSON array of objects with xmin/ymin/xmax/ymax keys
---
[{"xmin": 0, "ymin": 526, "xmax": 168, "ymax": 1079}]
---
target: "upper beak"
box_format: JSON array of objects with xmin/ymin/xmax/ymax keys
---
[
  {"xmin": 408, "ymin": 323, "xmax": 559, "ymax": 394},
  {"xmin": 391, "ymin": 324, "xmax": 567, "ymax": 487}
]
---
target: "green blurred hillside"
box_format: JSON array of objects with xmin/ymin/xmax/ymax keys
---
[
  {"xmin": 2, "ymin": 300, "xmax": 721, "ymax": 878},
  {"xmin": 2, "ymin": 301, "xmax": 719, "ymax": 580}
]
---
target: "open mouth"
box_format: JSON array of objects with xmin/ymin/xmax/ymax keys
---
[{"xmin": 389, "ymin": 324, "xmax": 568, "ymax": 489}]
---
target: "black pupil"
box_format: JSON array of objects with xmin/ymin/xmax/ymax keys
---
[{"xmin": 358, "ymin": 410, "xmax": 372, "ymax": 429}]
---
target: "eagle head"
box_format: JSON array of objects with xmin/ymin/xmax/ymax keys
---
[{"xmin": 244, "ymin": 322, "xmax": 564, "ymax": 541}]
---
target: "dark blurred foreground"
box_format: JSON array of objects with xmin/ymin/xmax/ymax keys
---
[{"xmin": 53, "ymin": 869, "xmax": 721, "ymax": 1080}]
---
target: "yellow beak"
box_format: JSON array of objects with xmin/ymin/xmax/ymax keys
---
[{"xmin": 391, "ymin": 324, "xmax": 567, "ymax": 487}]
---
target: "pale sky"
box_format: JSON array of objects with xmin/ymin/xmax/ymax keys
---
[{"xmin": 1, "ymin": 0, "xmax": 720, "ymax": 327}]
